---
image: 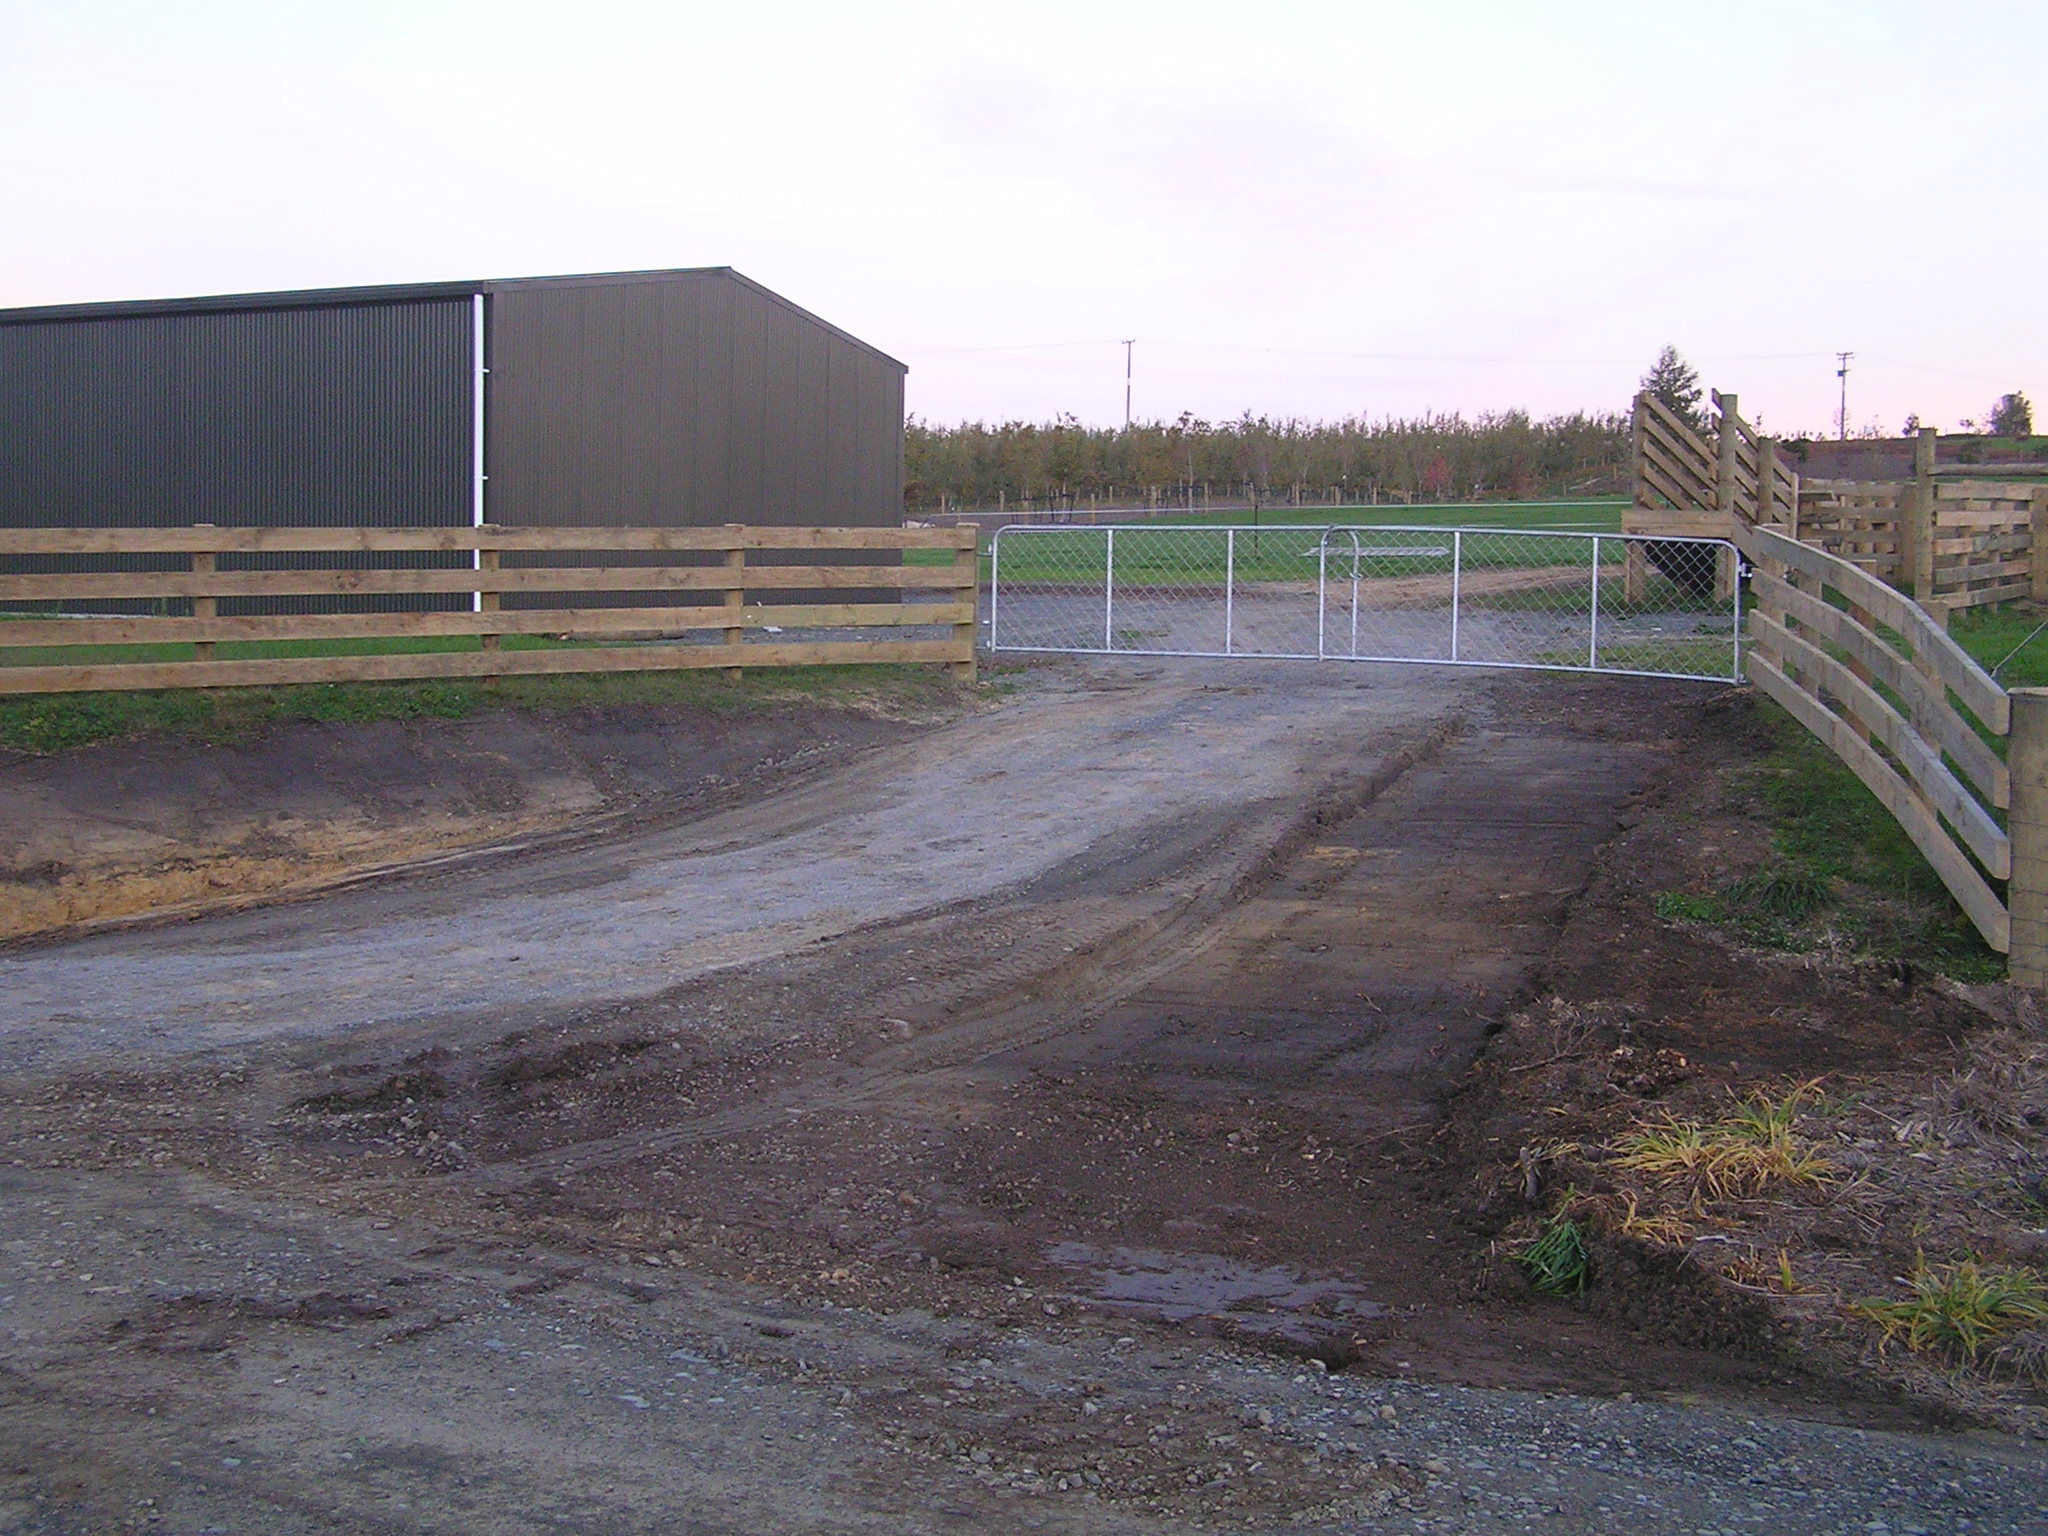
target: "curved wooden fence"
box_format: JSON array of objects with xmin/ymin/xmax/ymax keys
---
[{"xmin": 1736, "ymin": 521, "xmax": 2029, "ymax": 960}]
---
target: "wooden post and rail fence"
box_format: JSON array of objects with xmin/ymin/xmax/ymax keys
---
[
  {"xmin": 0, "ymin": 523, "xmax": 981, "ymax": 694},
  {"xmin": 1635, "ymin": 387, "xmax": 2048, "ymax": 985}
]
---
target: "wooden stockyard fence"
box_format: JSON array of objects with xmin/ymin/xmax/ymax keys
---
[
  {"xmin": 1633, "ymin": 389, "xmax": 2047, "ymax": 617},
  {"xmin": 1634, "ymin": 388, "xmax": 2048, "ymax": 986},
  {"xmin": 0, "ymin": 524, "xmax": 980, "ymax": 693}
]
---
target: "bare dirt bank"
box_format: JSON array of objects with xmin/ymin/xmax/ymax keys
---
[{"xmin": 0, "ymin": 696, "xmax": 934, "ymax": 943}]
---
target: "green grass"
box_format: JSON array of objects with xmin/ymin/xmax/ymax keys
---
[
  {"xmin": 987, "ymin": 504, "xmax": 1632, "ymax": 588},
  {"xmin": 0, "ymin": 664, "xmax": 969, "ymax": 756},
  {"xmin": 0, "ymin": 632, "xmax": 583, "ymax": 669},
  {"xmin": 1945, "ymin": 604, "xmax": 2048, "ymax": 690},
  {"xmin": 1517, "ymin": 1209, "xmax": 1591, "ymax": 1296},
  {"xmin": 1659, "ymin": 699, "xmax": 2003, "ymax": 978}
]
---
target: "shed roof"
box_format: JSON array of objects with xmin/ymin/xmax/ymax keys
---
[{"xmin": 0, "ymin": 267, "xmax": 904, "ymax": 370}]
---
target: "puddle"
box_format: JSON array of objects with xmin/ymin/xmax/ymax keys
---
[{"xmin": 1046, "ymin": 1241, "xmax": 1385, "ymax": 1345}]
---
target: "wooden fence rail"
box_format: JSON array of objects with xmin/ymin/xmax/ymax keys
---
[
  {"xmin": 1635, "ymin": 398, "xmax": 2043, "ymax": 620},
  {"xmin": 1737, "ymin": 521, "xmax": 2023, "ymax": 955},
  {"xmin": 1637, "ymin": 390, "xmax": 2048, "ymax": 984},
  {"xmin": 0, "ymin": 524, "xmax": 980, "ymax": 694}
]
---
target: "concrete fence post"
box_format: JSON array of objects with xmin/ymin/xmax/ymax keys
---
[{"xmin": 2008, "ymin": 687, "xmax": 2048, "ymax": 989}]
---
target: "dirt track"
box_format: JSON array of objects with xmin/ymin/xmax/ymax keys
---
[{"xmin": 2, "ymin": 659, "xmax": 2042, "ymax": 1534}]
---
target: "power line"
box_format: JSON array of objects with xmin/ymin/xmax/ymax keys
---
[
  {"xmin": 1859, "ymin": 353, "xmax": 2030, "ymax": 388},
  {"xmin": 898, "ymin": 339, "xmax": 1125, "ymax": 356},
  {"xmin": 1836, "ymin": 351, "xmax": 1854, "ymax": 442}
]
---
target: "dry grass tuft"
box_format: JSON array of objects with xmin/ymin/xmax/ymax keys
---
[
  {"xmin": 1721, "ymin": 1246, "xmax": 1813, "ymax": 1296},
  {"xmin": 1928, "ymin": 1033, "xmax": 2048, "ymax": 1146},
  {"xmin": 1852, "ymin": 1256, "xmax": 2048, "ymax": 1374},
  {"xmin": 1610, "ymin": 1080, "xmax": 1838, "ymax": 1205},
  {"xmin": 1609, "ymin": 1192, "xmax": 1698, "ymax": 1248}
]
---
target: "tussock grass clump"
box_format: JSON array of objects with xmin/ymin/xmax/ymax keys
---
[
  {"xmin": 1723, "ymin": 865, "xmax": 1834, "ymax": 925},
  {"xmin": 1516, "ymin": 1209, "xmax": 1590, "ymax": 1296},
  {"xmin": 1611, "ymin": 1081, "xmax": 1837, "ymax": 1205},
  {"xmin": 1853, "ymin": 1256, "xmax": 2048, "ymax": 1373},
  {"xmin": 1652, "ymin": 862, "xmax": 1834, "ymax": 945}
]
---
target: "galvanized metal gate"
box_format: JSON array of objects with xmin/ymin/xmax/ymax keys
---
[{"xmin": 987, "ymin": 523, "xmax": 1743, "ymax": 683}]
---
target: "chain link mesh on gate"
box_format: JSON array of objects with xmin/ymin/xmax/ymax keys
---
[{"xmin": 987, "ymin": 524, "xmax": 1742, "ymax": 683}]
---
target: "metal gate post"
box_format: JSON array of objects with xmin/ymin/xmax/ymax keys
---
[
  {"xmin": 1349, "ymin": 532, "xmax": 1361, "ymax": 658},
  {"xmin": 1224, "ymin": 528, "xmax": 1235, "ymax": 655},
  {"xmin": 1450, "ymin": 530, "xmax": 1463, "ymax": 662},
  {"xmin": 2008, "ymin": 687, "xmax": 2048, "ymax": 988},
  {"xmin": 1316, "ymin": 536, "xmax": 1328, "ymax": 659},
  {"xmin": 988, "ymin": 531, "xmax": 1000, "ymax": 651},
  {"xmin": 1104, "ymin": 527, "xmax": 1116, "ymax": 652},
  {"xmin": 1589, "ymin": 535, "xmax": 1602, "ymax": 669},
  {"xmin": 1729, "ymin": 540, "xmax": 1744, "ymax": 682}
]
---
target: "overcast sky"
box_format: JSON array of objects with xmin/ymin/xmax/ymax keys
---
[{"xmin": 5, "ymin": 0, "xmax": 2039, "ymax": 435}]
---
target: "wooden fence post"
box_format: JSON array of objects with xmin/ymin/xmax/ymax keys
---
[
  {"xmin": 1715, "ymin": 393, "xmax": 1741, "ymax": 599},
  {"xmin": 190, "ymin": 524, "xmax": 216, "ymax": 661},
  {"xmin": 951, "ymin": 530, "xmax": 979, "ymax": 682},
  {"xmin": 2034, "ymin": 486, "xmax": 2048, "ymax": 606},
  {"xmin": 1629, "ymin": 391, "xmax": 1646, "ymax": 511},
  {"xmin": 2008, "ymin": 687, "xmax": 2048, "ymax": 988},
  {"xmin": 478, "ymin": 537, "xmax": 501, "ymax": 654},
  {"xmin": 1911, "ymin": 426, "xmax": 1938, "ymax": 599},
  {"xmin": 1757, "ymin": 436, "xmax": 1780, "ymax": 525},
  {"xmin": 723, "ymin": 526, "xmax": 746, "ymax": 682}
]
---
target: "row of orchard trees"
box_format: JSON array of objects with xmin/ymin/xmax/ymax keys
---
[{"xmin": 904, "ymin": 410, "xmax": 1630, "ymax": 513}]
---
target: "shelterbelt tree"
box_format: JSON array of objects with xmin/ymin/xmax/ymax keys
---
[{"xmin": 904, "ymin": 408, "xmax": 1630, "ymax": 512}]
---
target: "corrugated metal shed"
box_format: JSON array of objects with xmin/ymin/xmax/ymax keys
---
[
  {"xmin": 0, "ymin": 267, "xmax": 906, "ymax": 534},
  {"xmin": 0, "ymin": 295, "xmax": 473, "ymax": 530},
  {"xmin": 486, "ymin": 270, "xmax": 904, "ymax": 530}
]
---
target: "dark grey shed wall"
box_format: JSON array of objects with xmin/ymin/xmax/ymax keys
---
[
  {"xmin": 0, "ymin": 299, "xmax": 473, "ymax": 529},
  {"xmin": 483, "ymin": 271, "xmax": 904, "ymax": 529}
]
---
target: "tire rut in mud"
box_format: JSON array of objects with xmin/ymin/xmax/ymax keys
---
[{"xmin": 283, "ymin": 699, "xmax": 1700, "ymax": 1397}]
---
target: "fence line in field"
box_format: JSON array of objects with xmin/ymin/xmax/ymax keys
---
[{"xmin": 0, "ymin": 524, "xmax": 979, "ymax": 693}]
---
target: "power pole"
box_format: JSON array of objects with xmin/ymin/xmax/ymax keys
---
[
  {"xmin": 1836, "ymin": 351, "xmax": 1854, "ymax": 442},
  {"xmin": 1122, "ymin": 339, "xmax": 1136, "ymax": 430}
]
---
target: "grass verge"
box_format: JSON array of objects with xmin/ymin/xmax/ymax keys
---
[
  {"xmin": 0, "ymin": 664, "xmax": 974, "ymax": 755},
  {"xmin": 1655, "ymin": 698, "xmax": 2002, "ymax": 980}
]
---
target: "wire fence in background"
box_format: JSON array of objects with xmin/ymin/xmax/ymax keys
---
[{"xmin": 987, "ymin": 523, "xmax": 1742, "ymax": 683}]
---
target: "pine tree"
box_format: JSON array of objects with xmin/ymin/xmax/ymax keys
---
[{"xmin": 1640, "ymin": 346, "xmax": 1705, "ymax": 433}]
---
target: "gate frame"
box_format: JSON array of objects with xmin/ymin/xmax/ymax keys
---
[{"xmin": 988, "ymin": 521, "xmax": 1743, "ymax": 686}]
